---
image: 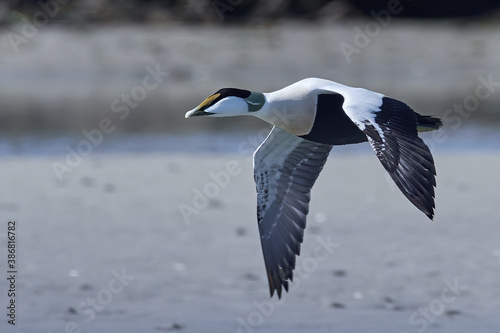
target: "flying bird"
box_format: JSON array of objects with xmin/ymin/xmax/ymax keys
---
[{"xmin": 185, "ymin": 78, "xmax": 442, "ymax": 298}]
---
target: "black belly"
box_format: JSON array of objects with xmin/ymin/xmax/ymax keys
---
[{"xmin": 299, "ymin": 94, "xmax": 368, "ymax": 146}]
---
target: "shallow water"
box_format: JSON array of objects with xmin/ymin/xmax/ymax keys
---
[{"xmin": 0, "ymin": 122, "xmax": 498, "ymax": 158}]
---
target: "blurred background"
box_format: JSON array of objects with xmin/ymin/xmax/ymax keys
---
[
  {"xmin": 1, "ymin": 2, "xmax": 500, "ymax": 333},
  {"xmin": 0, "ymin": 0, "xmax": 499, "ymax": 154}
]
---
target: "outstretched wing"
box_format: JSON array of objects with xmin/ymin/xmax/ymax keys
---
[
  {"xmin": 253, "ymin": 126, "xmax": 332, "ymax": 298},
  {"xmin": 338, "ymin": 91, "xmax": 437, "ymax": 219}
]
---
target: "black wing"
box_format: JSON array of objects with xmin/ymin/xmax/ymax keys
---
[
  {"xmin": 357, "ymin": 97, "xmax": 437, "ymax": 219},
  {"xmin": 253, "ymin": 126, "xmax": 332, "ymax": 298}
]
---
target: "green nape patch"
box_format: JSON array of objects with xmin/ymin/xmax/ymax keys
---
[{"xmin": 246, "ymin": 92, "xmax": 266, "ymax": 112}]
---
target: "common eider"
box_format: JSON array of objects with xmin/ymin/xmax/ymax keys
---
[{"xmin": 185, "ymin": 78, "xmax": 442, "ymax": 298}]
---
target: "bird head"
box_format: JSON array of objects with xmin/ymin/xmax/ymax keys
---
[{"xmin": 185, "ymin": 88, "xmax": 265, "ymax": 118}]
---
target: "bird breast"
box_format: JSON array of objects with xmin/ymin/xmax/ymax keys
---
[{"xmin": 259, "ymin": 95, "xmax": 317, "ymax": 136}]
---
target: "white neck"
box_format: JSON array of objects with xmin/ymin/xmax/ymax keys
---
[{"xmin": 253, "ymin": 84, "xmax": 318, "ymax": 136}]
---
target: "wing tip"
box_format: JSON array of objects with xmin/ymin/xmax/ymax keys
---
[
  {"xmin": 267, "ymin": 270, "xmax": 290, "ymax": 299},
  {"xmin": 416, "ymin": 197, "xmax": 435, "ymax": 221},
  {"xmin": 420, "ymin": 201, "xmax": 435, "ymax": 220}
]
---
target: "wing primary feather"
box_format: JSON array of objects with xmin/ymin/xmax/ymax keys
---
[
  {"xmin": 339, "ymin": 95, "xmax": 438, "ymax": 219},
  {"xmin": 254, "ymin": 126, "xmax": 332, "ymax": 298}
]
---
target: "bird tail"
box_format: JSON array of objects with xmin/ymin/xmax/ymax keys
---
[{"xmin": 416, "ymin": 114, "xmax": 443, "ymax": 132}]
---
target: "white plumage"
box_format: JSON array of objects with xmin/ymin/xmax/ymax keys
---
[{"xmin": 186, "ymin": 78, "xmax": 442, "ymax": 298}]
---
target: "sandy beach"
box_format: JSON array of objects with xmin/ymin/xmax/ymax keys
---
[
  {"xmin": 0, "ymin": 148, "xmax": 499, "ymax": 333},
  {"xmin": 0, "ymin": 9, "xmax": 499, "ymax": 332}
]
